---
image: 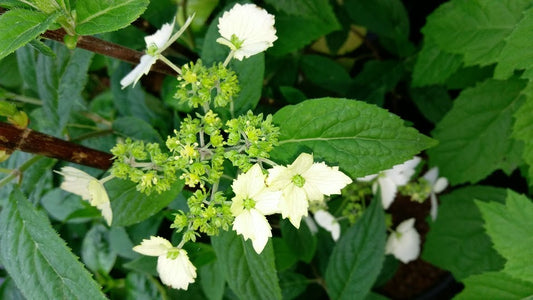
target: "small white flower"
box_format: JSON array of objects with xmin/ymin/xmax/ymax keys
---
[
  {"xmin": 121, "ymin": 16, "xmax": 194, "ymax": 88},
  {"xmin": 267, "ymin": 153, "xmax": 352, "ymax": 228},
  {"xmin": 423, "ymin": 167, "xmax": 448, "ymax": 220},
  {"xmin": 133, "ymin": 236, "xmax": 197, "ymax": 290},
  {"xmin": 216, "ymin": 3, "xmax": 277, "ymax": 60},
  {"xmin": 231, "ymin": 164, "xmax": 281, "ymax": 254},
  {"xmin": 358, "ymin": 157, "xmax": 421, "ymax": 209},
  {"xmin": 57, "ymin": 166, "xmax": 112, "ymax": 225},
  {"xmin": 314, "ymin": 210, "xmax": 341, "ymax": 241},
  {"xmin": 386, "ymin": 218, "xmax": 421, "ymax": 264}
]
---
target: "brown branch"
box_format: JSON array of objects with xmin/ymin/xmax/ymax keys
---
[{"xmin": 0, "ymin": 122, "xmax": 113, "ymax": 170}]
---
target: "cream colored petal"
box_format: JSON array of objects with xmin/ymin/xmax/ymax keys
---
[
  {"xmin": 133, "ymin": 236, "xmax": 173, "ymax": 257},
  {"xmin": 145, "ymin": 21, "xmax": 173, "ymax": 49},
  {"xmin": 289, "ymin": 153, "xmax": 314, "ymax": 175},
  {"xmin": 385, "ymin": 219, "xmax": 420, "ymax": 263},
  {"xmin": 279, "ymin": 185, "xmax": 308, "ymax": 228},
  {"xmin": 157, "ymin": 250, "xmax": 197, "ymax": 290},
  {"xmin": 430, "ymin": 193, "xmax": 438, "ymax": 221},
  {"xmin": 314, "ymin": 210, "xmax": 341, "ymax": 241},
  {"xmin": 422, "ymin": 167, "xmax": 439, "ymax": 185},
  {"xmin": 254, "ymin": 189, "xmax": 282, "ymax": 215},
  {"xmin": 379, "ymin": 177, "xmax": 397, "ymax": 209},
  {"xmin": 433, "ymin": 177, "xmax": 448, "ymax": 194},
  {"xmin": 303, "ymin": 181, "xmax": 323, "ymax": 202},
  {"xmin": 97, "ymin": 199, "xmax": 113, "ymax": 226},
  {"xmin": 232, "ymin": 209, "xmax": 272, "ymax": 254},
  {"xmin": 396, "ymin": 218, "xmax": 416, "ymax": 233},
  {"xmin": 120, "ymin": 55, "xmax": 157, "ymax": 89},
  {"xmin": 57, "ymin": 167, "xmax": 93, "ymax": 201},
  {"xmin": 387, "ymin": 157, "xmax": 420, "ymax": 186},
  {"xmin": 232, "ymin": 164, "xmax": 267, "ymax": 198},
  {"xmin": 303, "ymin": 163, "xmax": 352, "ymax": 196},
  {"xmin": 357, "ymin": 173, "xmax": 378, "ymax": 182},
  {"xmin": 87, "ymin": 179, "xmax": 112, "ymax": 225},
  {"xmin": 266, "ymin": 165, "xmax": 292, "ymax": 189},
  {"xmin": 304, "ymin": 216, "xmax": 318, "ymax": 234}
]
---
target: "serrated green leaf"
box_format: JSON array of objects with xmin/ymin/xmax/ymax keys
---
[
  {"xmin": 113, "ymin": 116, "xmax": 163, "ymax": 143},
  {"xmin": 477, "ymin": 190, "xmax": 533, "ymax": 282},
  {"xmin": 409, "ymin": 86, "xmax": 453, "ymax": 124},
  {"xmin": 0, "ymin": 9, "xmax": 58, "ymax": 60},
  {"xmin": 300, "ymin": 55, "xmax": 351, "ymax": 95},
  {"xmin": 494, "ymin": 7, "xmax": 533, "ymax": 79},
  {"xmin": 81, "ymin": 224, "xmax": 117, "ymax": 274},
  {"xmin": 0, "ymin": 277, "xmax": 25, "ymax": 300},
  {"xmin": 444, "ymin": 64, "xmax": 494, "ymax": 90},
  {"xmin": 211, "ymin": 230, "xmax": 282, "ymax": 300},
  {"xmin": 0, "ymin": 53, "xmax": 22, "ymax": 88},
  {"xmin": 75, "ymin": 0, "xmax": 149, "ymax": 35},
  {"xmin": 40, "ymin": 188, "xmax": 85, "ymax": 221},
  {"xmin": 344, "ymin": 0, "xmax": 413, "ymax": 56},
  {"xmin": 512, "ymin": 85, "xmax": 533, "ymax": 185},
  {"xmin": 422, "ymin": 186, "xmax": 506, "ymax": 280},
  {"xmin": 106, "ymin": 178, "xmax": 183, "ymax": 226},
  {"xmin": 412, "ymin": 38, "xmax": 463, "ymax": 87},
  {"xmin": 125, "ymin": 272, "xmax": 163, "ymax": 300},
  {"xmin": 272, "ymin": 237, "xmax": 298, "ymax": 272},
  {"xmin": 280, "ymin": 219, "xmax": 317, "ymax": 263},
  {"xmin": 428, "ymin": 78, "xmax": 526, "ymax": 185},
  {"xmin": 325, "ymin": 198, "xmax": 386, "ymax": 300},
  {"xmin": 279, "ymin": 271, "xmax": 309, "ymax": 300},
  {"xmin": 271, "ymin": 98, "xmax": 436, "ymax": 179},
  {"xmin": 265, "ymin": 0, "xmax": 340, "ymax": 56},
  {"xmin": 0, "ymin": 188, "xmax": 106, "ymax": 299},
  {"xmin": 422, "ymin": 0, "xmax": 531, "ymax": 66},
  {"xmin": 456, "ymin": 271, "xmax": 533, "ymax": 300},
  {"xmin": 348, "ymin": 60, "xmax": 405, "ymax": 106},
  {"xmin": 199, "ymin": 260, "xmax": 225, "ymax": 300}
]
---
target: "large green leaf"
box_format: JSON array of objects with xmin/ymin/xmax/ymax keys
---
[
  {"xmin": 271, "ymin": 98, "xmax": 436, "ymax": 179},
  {"xmin": 325, "ymin": 198, "xmax": 386, "ymax": 300},
  {"xmin": 409, "ymin": 86, "xmax": 453, "ymax": 124},
  {"xmin": 0, "ymin": 9, "xmax": 58, "ymax": 60},
  {"xmin": 456, "ymin": 271, "xmax": 533, "ymax": 300},
  {"xmin": 106, "ymin": 178, "xmax": 183, "ymax": 226},
  {"xmin": 211, "ymin": 230, "xmax": 282, "ymax": 300},
  {"xmin": 265, "ymin": 0, "xmax": 341, "ymax": 55},
  {"xmin": 199, "ymin": 260, "xmax": 225, "ymax": 300},
  {"xmin": 280, "ymin": 218, "xmax": 317, "ymax": 263},
  {"xmin": 422, "ymin": 0, "xmax": 531, "ymax": 66},
  {"xmin": 512, "ymin": 83, "xmax": 533, "ymax": 185},
  {"xmin": 0, "ymin": 188, "xmax": 106, "ymax": 299},
  {"xmin": 411, "ymin": 38, "xmax": 463, "ymax": 87},
  {"xmin": 75, "ymin": 0, "xmax": 149, "ymax": 35},
  {"xmin": 477, "ymin": 191, "xmax": 533, "ymax": 282},
  {"xmin": 428, "ymin": 78, "xmax": 526, "ymax": 185},
  {"xmin": 422, "ymin": 186, "xmax": 506, "ymax": 280}
]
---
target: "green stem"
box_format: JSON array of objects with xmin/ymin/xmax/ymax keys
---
[
  {"xmin": 158, "ymin": 55, "xmax": 182, "ymax": 75},
  {"xmin": 3, "ymin": 91, "xmax": 42, "ymax": 105},
  {"xmin": 222, "ymin": 50, "xmax": 235, "ymax": 68},
  {"xmin": 0, "ymin": 155, "xmax": 44, "ymax": 188}
]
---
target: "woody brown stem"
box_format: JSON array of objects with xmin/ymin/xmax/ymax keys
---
[{"xmin": 0, "ymin": 122, "xmax": 113, "ymax": 170}]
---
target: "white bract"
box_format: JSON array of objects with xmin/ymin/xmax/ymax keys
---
[
  {"xmin": 358, "ymin": 156, "xmax": 421, "ymax": 209},
  {"xmin": 423, "ymin": 167, "xmax": 448, "ymax": 220},
  {"xmin": 121, "ymin": 16, "xmax": 194, "ymax": 88},
  {"xmin": 314, "ymin": 209, "xmax": 341, "ymax": 241},
  {"xmin": 216, "ymin": 3, "xmax": 277, "ymax": 60},
  {"xmin": 386, "ymin": 218, "xmax": 421, "ymax": 263},
  {"xmin": 57, "ymin": 166, "xmax": 112, "ymax": 225},
  {"xmin": 133, "ymin": 236, "xmax": 197, "ymax": 290},
  {"xmin": 267, "ymin": 153, "xmax": 352, "ymax": 228},
  {"xmin": 231, "ymin": 164, "xmax": 281, "ymax": 254}
]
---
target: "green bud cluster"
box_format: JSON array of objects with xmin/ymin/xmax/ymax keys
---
[
  {"xmin": 340, "ymin": 182, "xmax": 372, "ymax": 224},
  {"xmin": 171, "ymin": 190, "xmax": 233, "ymax": 242},
  {"xmin": 174, "ymin": 60, "xmax": 240, "ymax": 110},
  {"xmin": 224, "ymin": 111, "xmax": 280, "ymax": 171},
  {"xmin": 399, "ymin": 178, "xmax": 432, "ymax": 203},
  {"xmin": 110, "ymin": 139, "xmax": 177, "ymax": 194}
]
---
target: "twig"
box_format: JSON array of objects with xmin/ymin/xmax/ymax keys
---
[{"xmin": 0, "ymin": 122, "xmax": 113, "ymax": 170}]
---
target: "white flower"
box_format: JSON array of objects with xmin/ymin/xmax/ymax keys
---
[
  {"xmin": 57, "ymin": 166, "xmax": 112, "ymax": 225},
  {"xmin": 216, "ymin": 3, "xmax": 277, "ymax": 60},
  {"xmin": 386, "ymin": 218, "xmax": 421, "ymax": 263},
  {"xmin": 358, "ymin": 157, "xmax": 421, "ymax": 209},
  {"xmin": 133, "ymin": 236, "xmax": 197, "ymax": 290},
  {"xmin": 423, "ymin": 167, "xmax": 448, "ymax": 220},
  {"xmin": 267, "ymin": 153, "xmax": 352, "ymax": 228},
  {"xmin": 314, "ymin": 210, "xmax": 341, "ymax": 241},
  {"xmin": 121, "ymin": 16, "xmax": 194, "ymax": 88},
  {"xmin": 231, "ymin": 164, "xmax": 281, "ymax": 254}
]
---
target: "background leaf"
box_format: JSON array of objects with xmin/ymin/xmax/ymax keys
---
[
  {"xmin": 271, "ymin": 98, "xmax": 436, "ymax": 178},
  {"xmin": 0, "ymin": 9, "xmax": 58, "ymax": 60},
  {"xmin": 280, "ymin": 219, "xmax": 317, "ymax": 263},
  {"xmin": 477, "ymin": 190, "xmax": 533, "ymax": 282},
  {"xmin": 0, "ymin": 188, "xmax": 106, "ymax": 299},
  {"xmin": 422, "ymin": 186, "xmax": 506, "ymax": 280},
  {"xmin": 455, "ymin": 271, "xmax": 533, "ymax": 300},
  {"xmin": 81, "ymin": 224, "xmax": 117, "ymax": 274},
  {"xmin": 112, "ymin": 116, "xmax": 163, "ymax": 143},
  {"xmin": 411, "ymin": 38, "xmax": 463, "ymax": 87},
  {"xmin": 325, "ymin": 198, "xmax": 386, "ymax": 300},
  {"xmin": 106, "ymin": 178, "xmax": 183, "ymax": 226},
  {"xmin": 75, "ymin": 0, "xmax": 149, "ymax": 35},
  {"xmin": 211, "ymin": 230, "xmax": 282, "ymax": 300},
  {"xmin": 428, "ymin": 78, "xmax": 526, "ymax": 185}
]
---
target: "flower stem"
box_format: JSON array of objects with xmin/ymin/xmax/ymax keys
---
[
  {"xmin": 0, "ymin": 155, "xmax": 44, "ymax": 188},
  {"xmin": 222, "ymin": 50, "xmax": 235, "ymax": 68},
  {"xmin": 158, "ymin": 55, "xmax": 182, "ymax": 75}
]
